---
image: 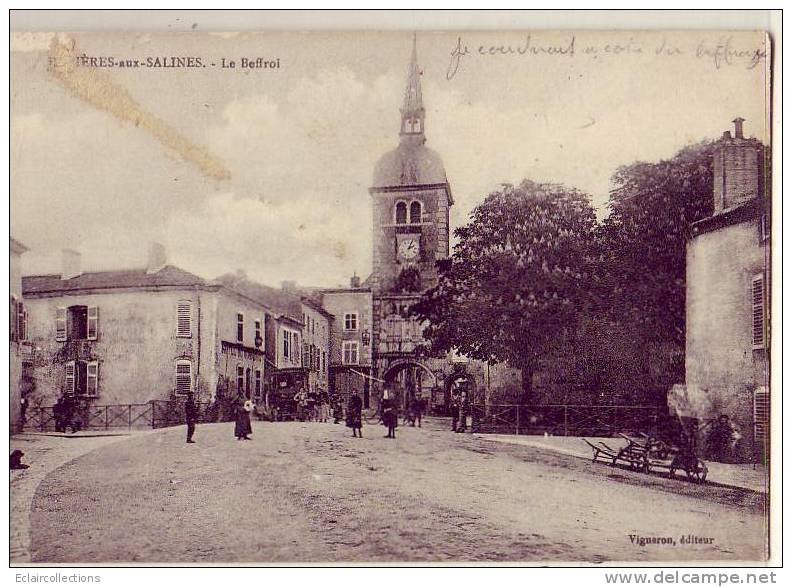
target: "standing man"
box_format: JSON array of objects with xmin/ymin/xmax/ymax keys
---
[
  {"xmin": 449, "ymin": 386, "xmax": 460, "ymax": 432},
  {"xmin": 457, "ymin": 385, "xmax": 470, "ymax": 433},
  {"xmin": 185, "ymin": 393, "xmax": 197, "ymax": 444}
]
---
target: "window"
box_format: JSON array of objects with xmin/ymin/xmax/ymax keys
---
[
  {"xmin": 254, "ymin": 320, "xmax": 262, "ymax": 347},
  {"xmin": 254, "ymin": 369, "xmax": 262, "ymax": 401},
  {"xmin": 321, "ymin": 351, "xmax": 326, "ymax": 373},
  {"xmin": 342, "ymin": 341, "xmax": 359, "ymax": 365},
  {"xmin": 175, "ymin": 361, "xmax": 192, "ymax": 395},
  {"xmin": 236, "ymin": 365, "xmax": 244, "ymax": 393},
  {"xmin": 752, "ymin": 274, "xmax": 767, "ymax": 349},
  {"xmin": 395, "ymin": 201, "xmax": 407, "ymax": 224},
  {"xmin": 283, "ymin": 330, "xmax": 290, "ymax": 358},
  {"xmin": 56, "ymin": 305, "xmax": 98, "ymax": 341},
  {"xmin": 177, "ymin": 301, "xmax": 192, "ymax": 337},
  {"xmin": 304, "ymin": 342, "xmax": 310, "ymax": 368},
  {"xmin": 64, "ymin": 360, "xmax": 98, "ymax": 396},
  {"xmin": 85, "ymin": 361, "xmax": 99, "ymax": 397},
  {"xmin": 237, "ymin": 313, "xmax": 244, "ymax": 343},
  {"xmin": 344, "ymin": 312, "xmax": 358, "ymax": 331},
  {"xmin": 410, "ymin": 200, "xmax": 422, "ymax": 224}
]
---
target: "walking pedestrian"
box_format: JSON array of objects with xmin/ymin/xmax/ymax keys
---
[
  {"xmin": 332, "ymin": 393, "xmax": 344, "ymax": 424},
  {"xmin": 234, "ymin": 393, "xmax": 253, "ymax": 440},
  {"xmin": 382, "ymin": 394, "xmax": 398, "ymax": 439},
  {"xmin": 457, "ymin": 387, "xmax": 470, "ymax": 433},
  {"xmin": 449, "ymin": 389, "xmax": 460, "ymax": 432},
  {"xmin": 185, "ymin": 393, "xmax": 197, "ymax": 444},
  {"xmin": 413, "ymin": 393, "xmax": 426, "ymax": 428},
  {"xmin": 346, "ymin": 391, "xmax": 363, "ymax": 438},
  {"xmin": 53, "ymin": 397, "xmax": 64, "ymax": 433}
]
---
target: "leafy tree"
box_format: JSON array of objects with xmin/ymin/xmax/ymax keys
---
[
  {"xmin": 599, "ymin": 141, "xmax": 716, "ymax": 347},
  {"xmin": 412, "ymin": 180, "xmax": 598, "ymax": 403}
]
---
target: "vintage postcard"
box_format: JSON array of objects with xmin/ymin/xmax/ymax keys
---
[{"xmin": 9, "ymin": 24, "xmax": 775, "ymax": 567}]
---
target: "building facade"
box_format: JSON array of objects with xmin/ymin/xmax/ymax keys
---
[
  {"xmin": 320, "ymin": 277, "xmax": 374, "ymax": 407},
  {"xmin": 300, "ymin": 298, "xmax": 332, "ymax": 395},
  {"xmin": 366, "ymin": 37, "xmax": 483, "ymax": 414},
  {"xmin": 10, "ymin": 237, "xmax": 29, "ymax": 434},
  {"xmin": 21, "ymin": 246, "xmax": 270, "ymax": 417},
  {"xmin": 673, "ymin": 118, "xmax": 770, "ymax": 462}
]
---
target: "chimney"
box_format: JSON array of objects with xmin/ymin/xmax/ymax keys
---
[
  {"xmin": 146, "ymin": 242, "xmax": 167, "ymax": 274},
  {"xmin": 350, "ymin": 273, "xmax": 361, "ymax": 288},
  {"xmin": 733, "ymin": 117, "xmax": 745, "ymax": 139},
  {"xmin": 61, "ymin": 249, "xmax": 82, "ymax": 280},
  {"xmin": 713, "ymin": 117, "xmax": 760, "ymax": 213}
]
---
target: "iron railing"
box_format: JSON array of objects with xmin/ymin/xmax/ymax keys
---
[
  {"xmin": 23, "ymin": 400, "xmax": 211, "ymax": 432},
  {"xmin": 470, "ymin": 403, "xmax": 667, "ymax": 437}
]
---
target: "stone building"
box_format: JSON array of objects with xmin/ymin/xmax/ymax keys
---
[
  {"xmin": 319, "ymin": 276, "xmax": 374, "ymax": 407},
  {"xmin": 21, "ymin": 245, "xmax": 270, "ymax": 413},
  {"xmin": 673, "ymin": 118, "xmax": 770, "ymax": 462},
  {"xmin": 300, "ymin": 297, "xmax": 333, "ymax": 395},
  {"xmin": 10, "ymin": 237, "xmax": 29, "ymax": 434},
  {"xmin": 364, "ymin": 37, "xmax": 516, "ymax": 414}
]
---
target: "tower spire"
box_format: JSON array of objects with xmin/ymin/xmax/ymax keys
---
[{"xmin": 400, "ymin": 33, "xmax": 425, "ymax": 139}]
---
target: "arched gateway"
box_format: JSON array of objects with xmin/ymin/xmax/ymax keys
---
[{"xmin": 381, "ymin": 359, "xmax": 437, "ymax": 412}]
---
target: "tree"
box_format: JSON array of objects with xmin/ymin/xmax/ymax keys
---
[
  {"xmin": 412, "ymin": 180, "xmax": 598, "ymax": 403},
  {"xmin": 599, "ymin": 141, "xmax": 716, "ymax": 346}
]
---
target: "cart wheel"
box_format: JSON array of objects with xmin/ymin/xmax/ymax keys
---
[{"xmin": 686, "ymin": 460, "xmax": 708, "ymax": 484}]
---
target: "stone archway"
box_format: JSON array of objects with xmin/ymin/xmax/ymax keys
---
[{"xmin": 381, "ymin": 360, "xmax": 437, "ymax": 412}]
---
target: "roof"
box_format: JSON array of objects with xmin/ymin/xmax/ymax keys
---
[
  {"xmin": 402, "ymin": 34, "xmax": 423, "ymax": 114},
  {"xmin": 372, "ymin": 140, "xmax": 448, "ymax": 189},
  {"xmin": 214, "ymin": 273, "xmax": 303, "ymax": 322},
  {"xmin": 22, "ymin": 265, "xmax": 207, "ymax": 296},
  {"xmin": 301, "ymin": 296, "xmax": 335, "ymax": 320}
]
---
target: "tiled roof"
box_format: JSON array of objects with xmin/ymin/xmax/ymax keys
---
[
  {"xmin": 214, "ymin": 273, "xmax": 303, "ymax": 321},
  {"xmin": 22, "ymin": 265, "xmax": 207, "ymax": 295}
]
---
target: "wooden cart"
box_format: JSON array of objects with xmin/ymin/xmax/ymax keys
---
[{"xmin": 583, "ymin": 433, "xmax": 708, "ymax": 484}]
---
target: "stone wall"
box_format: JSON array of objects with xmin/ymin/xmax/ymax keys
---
[{"xmin": 683, "ymin": 216, "xmax": 769, "ymax": 460}]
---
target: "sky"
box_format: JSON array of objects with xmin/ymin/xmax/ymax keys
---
[{"xmin": 10, "ymin": 30, "xmax": 769, "ymax": 288}]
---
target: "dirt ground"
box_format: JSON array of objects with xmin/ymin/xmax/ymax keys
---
[{"xmin": 27, "ymin": 418, "xmax": 768, "ymax": 564}]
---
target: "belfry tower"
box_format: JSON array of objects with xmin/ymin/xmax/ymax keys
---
[{"xmin": 368, "ymin": 35, "xmax": 454, "ymax": 411}]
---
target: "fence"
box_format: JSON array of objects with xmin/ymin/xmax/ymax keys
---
[
  {"xmin": 23, "ymin": 400, "xmax": 212, "ymax": 432},
  {"xmin": 470, "ymin": 404, "xmax": 667, "ymax": 437}
]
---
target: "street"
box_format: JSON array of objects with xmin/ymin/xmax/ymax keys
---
[{"xmin": 25, "ymin": 419, "xmax": 767, "ymax": 563}]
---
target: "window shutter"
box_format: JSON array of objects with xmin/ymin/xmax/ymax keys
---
[
  {"xmin": 753, "ymin": 386, "xmax": 769, "ymax": 452},
  {"xmin": 17, "ymin": 301, "xmax": 27, "ymax": 341},
  {"xmin": 175, "ymin": 361, "xmax": 192, "ymax": 395},
  {"xmin": 751, "ymin": 274, "xmax": 766, "ymax": 349},
  {"xmin": 87, "ymin": 306, "xmax": 99, "ymax": 340},
  {"xmin": 10, "ymin": 296, "xmax": 18, "ymax": 342},
  {"xmin": 86, "ymin": 361, "xmax": 99, "ymax": 397},
  {"xmin": 56, "ymin": 307, "xmax": 67, "ymax": 341},
  {"xmin": 64, "ymin": 361, "xmax": 76, "ymax": 395},
  {"xmin": 177, "ymin": 301, "xmax": 192, "ymax": 337}
]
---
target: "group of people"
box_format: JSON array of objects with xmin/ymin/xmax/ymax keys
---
[
  {"xmin": 344, "ymin": 389, "xmax": 427, "ymax": 439},
  {"xmin": 52, "ymin": 395, "xmax": 81, "ymax": 434},
  {"xmin": 292, "ymin": 389, "xmax": 333, "ymax": 422}
]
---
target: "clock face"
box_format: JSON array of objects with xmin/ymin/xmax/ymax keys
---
[{"xmin": 398, "ymin": 238, "xmax": 419, "ymax": 260}]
